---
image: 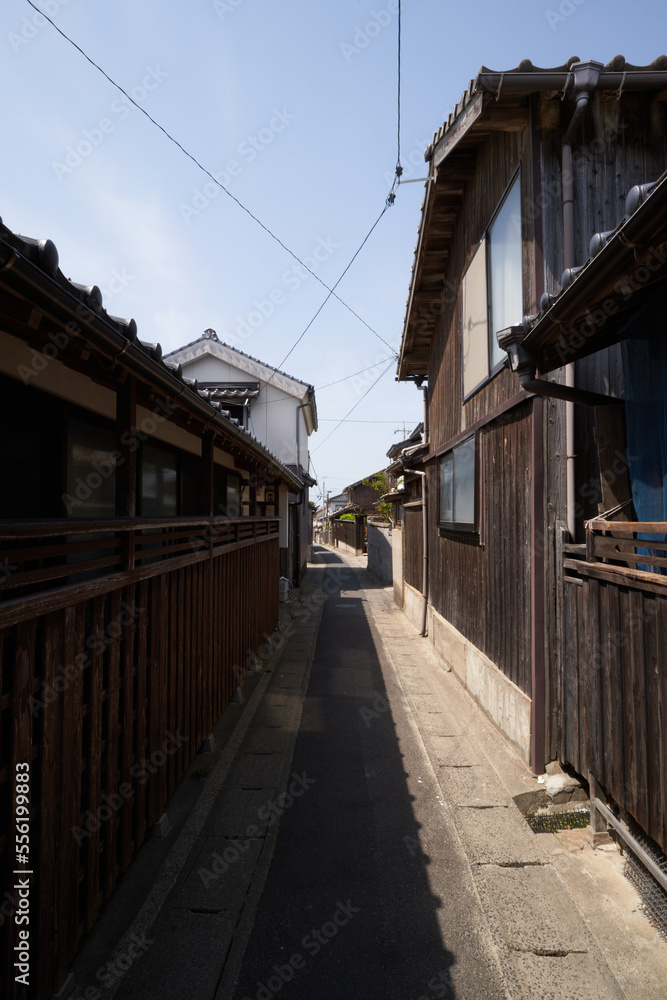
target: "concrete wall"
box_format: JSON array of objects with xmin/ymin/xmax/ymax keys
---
[
  {"xmin": 367, "ymin": 522, "xmax": 393, "ymax": 584},
  {"xmin": 392, "ymin": 524, "xmax": 403, "ymax": 608},
  {"xmin": 402, "ymin": 584, "xmax": 531, "ymax": 764}
]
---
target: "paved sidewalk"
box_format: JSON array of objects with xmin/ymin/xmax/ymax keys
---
[{"xmin": 67, "ymin": 546, "xmax": 667, "ymax": 1000}]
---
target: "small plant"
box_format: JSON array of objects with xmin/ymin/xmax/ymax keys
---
[
  {"xmin": 190, "ymin": 767, "xmax": 209, "ymax": 781},
  {"xmin": 363, "ymin": 471, "xmax": 393, "ymax": 522}
]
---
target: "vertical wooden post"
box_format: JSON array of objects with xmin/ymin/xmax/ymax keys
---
[
  {"xmin": 116, "ymin": 377, "xmax": 137, "ymax": 570},
  {"xmin": 531, "ymin": 395, "xmax": 546, "ymax": 775},
  {"xmin": 587, "ymin": 770, "xmax": 612, "ymax": 846}
]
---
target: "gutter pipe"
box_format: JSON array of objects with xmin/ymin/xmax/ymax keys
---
[
  {"xmin": 561, "ymin": 61, "xmax": 602, "ymax": 541},
  {"xmin": 0, "ymin": 241, "xmax": 303, "ymax": 494},
  {"xmin": 410, "ymin": 379, "xmax": 430, "ymax": 637}
]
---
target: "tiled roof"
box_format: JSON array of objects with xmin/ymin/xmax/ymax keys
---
[
  {"xmin": 163, "ymin": 330, "xmax": 314, "ymax": 391},
  {"xmin": 0, "ymin": 218, "xmax": 304, "ymax": 492}
]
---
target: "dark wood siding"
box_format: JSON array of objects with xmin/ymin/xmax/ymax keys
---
[
  {"xmin": 0, "ymin": 521, "xmax": 279, "ymax": 1000},
  {"xmin": 424, "ymin": 123, "xmax": 534, "ymax": 696},
  {"xmin": 427, "ymin": 401, "xmax": 532, "ymax": 695}
]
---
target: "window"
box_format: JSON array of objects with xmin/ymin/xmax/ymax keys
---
[
  {"xmin": 141, "ymin": 442, "xmax": 178, "ymax": 517},
  {"xmin": 462, "ymin": 172, "xmax": 523, "ymax": 398},
  {"xmin": 439, "ymin": 436, "xmax": 476, "ymax": 531},
  {"xmin": 66, "ymin": 417, "xmax": 117, "ymax": 518}
]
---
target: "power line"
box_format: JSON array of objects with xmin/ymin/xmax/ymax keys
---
[
  {"xmin": 27, "ymin": 0, "xmax": 395, "ymax": 353},
  {"xmin": 318, "ymin": 419, "xmax": 412, "ymax": 424},
  {"xmin": 312, "ymin": 359, "xmax": 395, "ymax": 453},
  {"xmin": 397, "ymin": 0, "xmax": 402, "ymax": 173},
  {"xmin": 317, "ymin": 360, "xmax": 395, "ymax": 390},
  {"xmin": 271, "ymin": 204, "xmax": 392, "ymax": 376}
]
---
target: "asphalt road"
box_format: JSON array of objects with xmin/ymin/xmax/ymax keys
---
[{"xmin": 230, "ymin": 548, "xmax": 505, "ymax": 1000}]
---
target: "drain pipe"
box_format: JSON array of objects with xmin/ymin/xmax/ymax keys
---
[
  {"xmin": 410, "ymin": 470, "xmax": 428, "ymax": 636},
  {"xmin": 413, "ymin": 379, "xmax": 429, "ymax": 637},
  {"xmin": 561, "ymin": 60, "xmax": 602, "ymax": 539}
]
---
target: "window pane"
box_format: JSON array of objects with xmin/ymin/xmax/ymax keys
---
[
  {"xmin": 227, "ymin": 473, "xmax": 241, "ymax": 517},
  {"xmin": 489, "ymin": 175, "xmax": 523, "ymax": 366},
  {"xmin": 462, "ymin": 241, "xmax": 489, "ymax": 397},
  {"xmin": 141, "ymin": 443, "xmax": 178, "ymax": 517},
  {"xmin": 453, "ymin": 437, "xmax": 475, "ymax": 523},
  {"xmin": 440, "ymin": 453, "xmax": 453, "ymax": 522},
  {"xmin": 66, "ymin": 417, "xmax": 117, "ymax": 517}
]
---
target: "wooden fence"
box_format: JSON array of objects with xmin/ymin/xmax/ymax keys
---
[
  {"xmin": 331, "ymin": 518, "xmax": 365, "ymax": 556},
  {"xmin": 0, "ymin": 517, "xmax": 279, "ymax": 1000},
  {"xmin": 559, "ymin": 519, "xmax": 667, "ymax": 854},
  {"xmin": 404, "ymin": 509, "xmax": 423, "ymax": 594}
]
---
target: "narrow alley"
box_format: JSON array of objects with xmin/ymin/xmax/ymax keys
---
[{"xmin": 68, "ymin": 547, "xmax": 664, "ymax": 1000}]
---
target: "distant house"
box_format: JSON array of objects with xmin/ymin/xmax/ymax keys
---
[
  {"xmin": 0, "ymin": 219, "xmax": 304, "ymax": 999},
  {"xmin": 164, "ymin": 330, "xmax": 317, "ymax": 583},
  {"xmin": 397, "ymin": 56, "xmax": 667, "ymax": 856},
  {"xmin": 327, "ymin": 473, "xmax": 387, "ymax": 555}
]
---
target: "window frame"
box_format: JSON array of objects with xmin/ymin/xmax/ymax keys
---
[
  {"xmin": 461, "ymin": 168, "xmax": 523, "ymax": 402},
  {"xmin": 437, "ymin": 433, "xmax": 480, "ymax": 537}
]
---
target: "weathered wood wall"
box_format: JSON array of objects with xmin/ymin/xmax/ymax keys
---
[
  {"xmin": 426, "ymin": 401, "xmax": 533, "ymax": 695},
  {"xmin": 404, "ymin": 511, "xmax": 423, "ymax": 594},
  {"xmin": 422, "ymin": 123, "xmax": 535, "ymax": 697},
  {"xmin": 0, "ymin": 520, "xmax": 279, "ymax": 1000}
]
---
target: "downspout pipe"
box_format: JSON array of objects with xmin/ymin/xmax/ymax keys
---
[
  {"xmin": 561, "ymin": 60, "xmax": 603, "ymax": 540},
  {"xmin": 411, "ymin": 470, "xmax": 428, "ymax": 636},
  {"xmin": 295, "ymin": 401, "xmax": 309, "ymax": 502}
]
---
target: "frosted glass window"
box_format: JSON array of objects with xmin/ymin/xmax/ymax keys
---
[
  {"xmin": 439, "ymin": 436, "xmax": 475, "ymax": 528},
  {"xmin": 462, "ymin": 241, "xmax": 488, "ymax": 398},
  {"xmin": 440, "ymin": 452, "xmax": 453, "ymax": 522},
  {"xmin": 453, "ymin": 436, "xmax": 475, "ymax": 523},
  {"xmin": 488, "ymin": 175, "xmax": 523, "ymax": 367}
]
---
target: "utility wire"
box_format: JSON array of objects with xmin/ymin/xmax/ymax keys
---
[
  {"xmin": 312, "ymin": 359, "xmax": 395, "ymax": 453},
  {"xmin": 397, "ymin": 0, "xmax": 402, "ymax": 172},
  {"xmin": 271, "ymin": 204, "xmax": 392, "ymax": 377},
  {"xmin": 27, "ymin": 0, "xmax": 394, "ymax": 352},
  {"xmin": 317, "ymin": 360, "xmax": 395, "ymax": 390},
  {"xmin": 318, "ymin": 419, "xmax": 411, "ymax": 424}
]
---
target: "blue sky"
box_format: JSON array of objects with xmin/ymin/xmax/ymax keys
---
[{"xmin": 2, "ymin": 0, "xmax": 666, "ymax": 498}]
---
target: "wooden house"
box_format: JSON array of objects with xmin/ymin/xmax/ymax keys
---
[
  {"xmin": 0, "ymin": 218, "xmax": 307, "ymax": 999},
  {"xmin": 397, "ymin": 56, "xmax": 667, "ymax": 857},
  {"xmin": 328, "ymin": 473, "xmax": 386, "ymax": 556},
  {"xmin": 163, "ymin": 331, "xmax": 317, "ymax": 584}
]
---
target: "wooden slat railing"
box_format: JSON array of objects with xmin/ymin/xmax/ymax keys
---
[
  {"xmin": 558, "ymin": 517, "xmax": 667, "ymax": 858},
  {"xmin": 0, "ymin": 517, "xmax": 280, "ymax": 1000}
]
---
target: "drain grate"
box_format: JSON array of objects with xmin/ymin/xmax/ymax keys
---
[
  {"xmin": 621, "ymin": 820, "xmax": 667, "ymax": 940},
  {"xmin": 524, "ymin": 807, "xmax": 590, "ymax": 833}
]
